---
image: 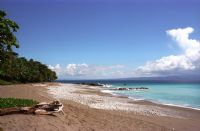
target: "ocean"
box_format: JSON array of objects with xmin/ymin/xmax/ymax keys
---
[{"xmin": 58, "ymin": 80, "xmax": 200, "ymax": 110}]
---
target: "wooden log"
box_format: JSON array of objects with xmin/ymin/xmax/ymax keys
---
[{"xmin": 0, "ymin": 101, "xmax": 63, "ymax": 116}]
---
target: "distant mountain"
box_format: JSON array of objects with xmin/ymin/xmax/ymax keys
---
[
  {"xmin": 123, "ymin": 75, "xmax": 200, "ymax": 82},
  {"xmin": 58, "ymin": 75, "xmax": 200, "ymax": 83}
]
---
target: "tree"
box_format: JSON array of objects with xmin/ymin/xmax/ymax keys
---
[
  {"xmin": 0, "ymin": 10, "xmax": 19, "ymax": 80},
  {"xmin": 0, "ymin": 10, "xmax": 19, "ymax": 52}
]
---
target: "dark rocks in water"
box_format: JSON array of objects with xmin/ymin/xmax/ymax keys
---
[
  {"xmin": 118, "ymin": 88, "xmax": 127, "ymax": 90},
  {"xmin": 111, "ymin": 87, "xmax": 148, "ymax": 91},
  {"xmin": 77, "ymin": 82, "xmax": 102, "ymax": 86}
]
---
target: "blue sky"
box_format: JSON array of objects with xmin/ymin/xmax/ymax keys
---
[{"xmin": 1, "ymin": 0, "xmax": 200, "ymax": 79}]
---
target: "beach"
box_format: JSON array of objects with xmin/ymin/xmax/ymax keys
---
[{"xmin": 0, "ymin": 83, "xmax": 200, "ymax": 131}]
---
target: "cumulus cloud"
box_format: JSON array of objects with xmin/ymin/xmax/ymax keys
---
[
  {"xmin": 49, "ymin": 27, "xmax": 200, "ymax": 79},
  {"xmin": 66, "ymin": 63, "xmax": 89, "ymax": 76},
  {"xmin": 48, "ymin": 63, "xmax": 127, "ymax": 79},
  {"xmin": 134, "ymin": 27, "xmax": 200, "ymax": 76},
  {"xmin": 48, "ymin": 64, "xmax": 62, "ymax": 75}
]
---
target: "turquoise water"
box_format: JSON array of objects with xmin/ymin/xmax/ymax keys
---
[
  {"xmin": 61, "ymin": 80, "xmax": 200, "ymax": 110},
  {"xmin": 110, "ymin": 83, "xmax": 200, "ymax": 109}
]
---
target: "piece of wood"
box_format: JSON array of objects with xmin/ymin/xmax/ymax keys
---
[{"xmin": 0, "ymin": 101, "xmax": 64, "ymax": 116}]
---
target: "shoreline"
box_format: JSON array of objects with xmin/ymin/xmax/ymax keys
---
[
  {"xmin": 97, "ymin": 84, "xmax": 200, "ymax": 111},
  {"xmin": 104, "ymin": 89, "xmax": 200, "ymax": 111},
  {"xmin": 106, "ymin": 90, "xmax": 200, "ymax": 112},
  {"xmin": 47, "ymin": 83, "xmax": 200, "ymax": 118},
  {"xmin": 61, "ymin": 83, "xmax": 200, "ymax": 111},
  {"xmin": 1, "ymin": 83, "xmax": 200, "ymax": 131}
]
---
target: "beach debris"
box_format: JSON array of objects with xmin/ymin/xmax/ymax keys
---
[{"xmin": 0, "ymin": 101, "xmax": 64, "ymax": 116}]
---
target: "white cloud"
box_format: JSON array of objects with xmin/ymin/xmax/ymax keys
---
[
  {"xmin": 48, "ymin": 64, "xmax": 62, "ymax": 75},
  {"xmin": 66, "ymin": 63, "xmax": 89, "ymax": 76},
  {"xmin": 134, "ymin": 27, "xmax": 200, "ymax": 76},
  {"xmin": 166, "ymin": 27, "xmax": 199, "ymax": 50},
  {"xmin": 48, "ymin": 63, "xmax": 128, "ymax": 79},
  {"xmin": 49, "ymin": 27, "xmax": 200, "ymax": 79}
]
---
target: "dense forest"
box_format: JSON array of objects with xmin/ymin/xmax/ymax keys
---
[{"xmin": 0, "ymin": 10, "xmax": 57, "ymax": 84}]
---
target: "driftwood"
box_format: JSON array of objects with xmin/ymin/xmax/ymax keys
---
[{"xmin": 0, "ymin": 101, "xmax": 64, "ymax": 116}]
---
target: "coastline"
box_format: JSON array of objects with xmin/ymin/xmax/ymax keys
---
[
  {"xmin": 98, "ymin": 83, "xmax": 200, "ymax": 110},
  {"xmin": 101, "ymin": 88, "xmax": 200, "ymax": 111},
  {"xmin": 0, "ymin": 83, "xmax": 200, "ymax": 131},
  {"xmin": 47, "ymin": 83, "xmax": 200, "ymax": 118}
]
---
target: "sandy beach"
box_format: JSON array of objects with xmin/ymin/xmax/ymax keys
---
[{"xmin": 0, "ymin": 83, "xmax": 200, "ymax": 131}]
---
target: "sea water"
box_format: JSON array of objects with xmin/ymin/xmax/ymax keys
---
[
  {"xmin": 110, "ymin": 82, "xmax": 200, "ymax": 109},
  {"xmin": 60, "ymin": 80, "xmax": 200, "ymax": 109}
]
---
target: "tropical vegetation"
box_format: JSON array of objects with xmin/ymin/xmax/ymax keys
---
[
  {"xmin": 0, "ymin": 10, "xmax": 57, "ymax": 84},
  {"xmin": 0, "ymin": 98, "xmax": 38, "ymax": 108}
]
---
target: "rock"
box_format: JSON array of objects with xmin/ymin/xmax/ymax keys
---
[{"xmin": 78, "ymin": 83, "xmax": 102, "ymax": 86}]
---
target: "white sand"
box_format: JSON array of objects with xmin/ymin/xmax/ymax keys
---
[
  {"xmin": 32, "ymin": 84, "xmax": 47, "ymax": 87},
  {"xmin": 47, "ymin": 83, "xmax": 182, "ymax": 118}
]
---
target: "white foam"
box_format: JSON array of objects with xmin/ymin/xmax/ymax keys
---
[
  {"xmin": 128, "ymin": 96, "xmax": 145, "ymax": 101},
  {"xmin": 101, "ymin": 84, "xmax": 112, "ymax": 88},
  {"xmin": 160, "ymin": 103, "xmax": 200, "ymax": 111}
]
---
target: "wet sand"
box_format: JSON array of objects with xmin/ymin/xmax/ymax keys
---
[{"xmin": 0, "ymin": 83, "xmax": 200, "ymax": 131}]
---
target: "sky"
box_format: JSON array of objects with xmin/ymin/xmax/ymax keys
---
[{"xmin": 0, "ymin": 0, "xmax": 200, "ymax": 79}]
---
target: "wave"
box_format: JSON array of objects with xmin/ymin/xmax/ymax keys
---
[
  {"xmin": 157, "ymin": 103, "xmax": 200, "ymax": 111},
  {"xmin": 130, "ymin": 96, "xmax": 200, "ymax": 110},
  {"xmin": 100, "ymin": 88, "xmax": 200, "ymax": 111},
  {"xmin": 98, "ymin": 83, "xmax": 113, "ymax": 88}
]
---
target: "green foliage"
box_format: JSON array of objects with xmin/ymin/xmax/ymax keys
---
[
  {"xmin": 0, "ymin": 98, "xmax": 38, "ymax": 108},
  {"xmin": 0, "ymin": 53, "xmax": 57, "ymax": 83},
  {"xmin": 0, "ymin": 10, "xmax": 57, "ymax": 84},
  {"xmin": 0, "ymin": 10, "xmax": 19, "ymax": 52}
]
